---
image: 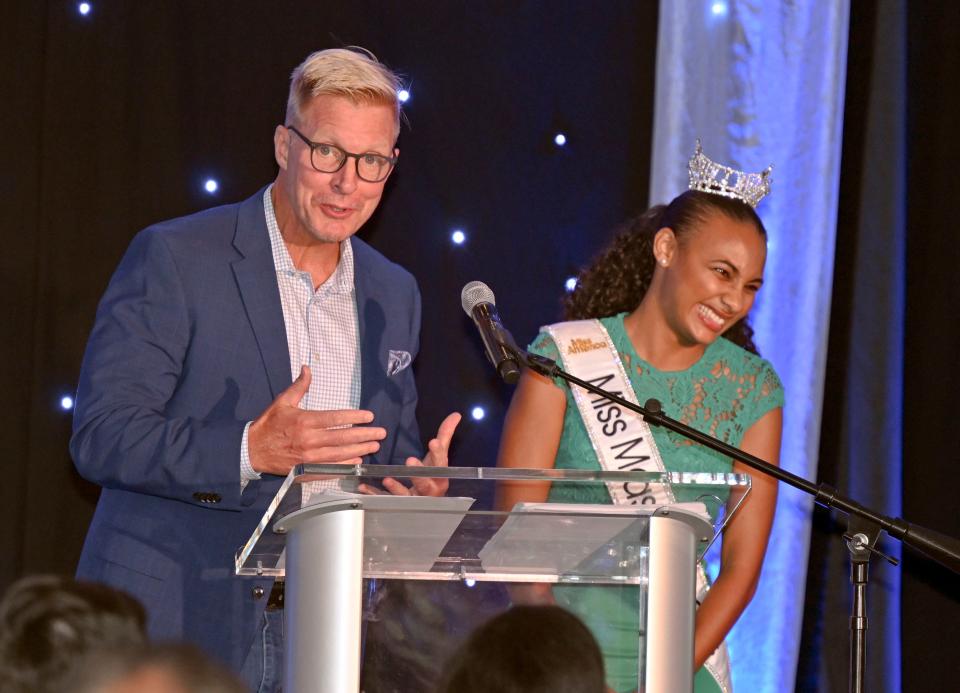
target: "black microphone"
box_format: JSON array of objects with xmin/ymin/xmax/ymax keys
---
[{"xmin": 461, "ymin": 281, "xmax": 522, "ymax": 384}]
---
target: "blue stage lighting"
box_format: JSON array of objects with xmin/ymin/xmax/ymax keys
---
[
  {"xmin": 60, "ymin": 395, "xmax": 75, "ymax": 410},
  {"xmin": 554, "ymin": 133, "xmax": 567, "ymax": 146},
  {"xmin": 204, "ymin": 179, "xmax": 219, "ymax": 194},
  {"xmin": 711, "ymin": 1, "xmax": 728, "ymax": 16},
  {"xmin": 470, "ymin": 406, "xmax": 485, "ymax": 421},
  {"xmin": 397, "ymin": 89, "xmax": 410, "ymax": 103},
  {"xmin": 565, "ymin": 277, "xmax": 578, "ymax": 292},
  {"xmin": 78, "ymin": 2, "xmax": 92, "ymax": 15},
  {"xmin": 451, "ymin": 229, "xmax": 466, "ymax": 245}
]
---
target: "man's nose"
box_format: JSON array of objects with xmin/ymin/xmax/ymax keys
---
[{"xmin": 330, "ymin": 160, "xmax": 359, "ymax": 194}]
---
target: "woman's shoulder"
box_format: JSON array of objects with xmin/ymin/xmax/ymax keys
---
[
  {"xmin": 710, "ymin": 337, "xmax": 785, "ymax": 400},
  {"xmin": 712, "ymin": 336, "xmax": 777, "ymax": 370}
]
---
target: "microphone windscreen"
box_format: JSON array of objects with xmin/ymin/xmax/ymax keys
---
[{"xmin": 461, "ymin": 281, "xmax": 496, "ymax": 315}]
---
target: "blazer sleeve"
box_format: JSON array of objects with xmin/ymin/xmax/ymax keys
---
[{"xmin": 70, "ymin": 228, "xmax": 247, "ymax": 510}]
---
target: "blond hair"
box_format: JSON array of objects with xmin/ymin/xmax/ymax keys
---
[{"xmin": 285, "ymin": 47, "xmax": 402, "ymax": 134}]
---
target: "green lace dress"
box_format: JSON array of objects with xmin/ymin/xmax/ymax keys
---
[{"xmin": 528, "ymin": 313, "xmax": 784, "ymax": 692}]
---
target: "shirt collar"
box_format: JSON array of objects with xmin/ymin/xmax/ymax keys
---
[{"xmin": 262, "ymin": 185, "xmax": 354, "ymax": 294}]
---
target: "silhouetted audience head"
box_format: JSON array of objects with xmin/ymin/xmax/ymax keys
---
[
  {"xmin": 0, "ymin": 575, "xmax": 147, "ymax": 693},
  {"xmin": 436, "ymin": 604, "xmax": 606, "ymax": 693},
  {"xmin": 84, "ymin": 642, "xmax": 246, "ymax": 693}
]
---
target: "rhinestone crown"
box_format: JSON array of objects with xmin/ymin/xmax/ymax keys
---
[{"xmin": 688, "ymin": 140, "xmax": 772, "ymax": 208}]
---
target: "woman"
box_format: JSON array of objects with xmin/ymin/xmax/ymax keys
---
[{"xmin": 496, "ymin": 145, "xmax": 783, "ymax": 692}]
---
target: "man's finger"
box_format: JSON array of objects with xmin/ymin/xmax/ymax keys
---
[
  {"xmin": 383, "ymin": 477, "xmax": 414, "ymax": 496},
  {"xmin": 410, "ymin": 475, "xmax": 447, "ymax": 496},
  {"xmin": 435, "ymin": 412, "xmax": 462, "ymax": 445},
  {"xmin": 298, "ymin": 408, "xmax": 378, "ymax": 429},
  {"xmin": 420, "ymin": 438, "xmax": 448, "ymax": 468},
  {"xmin": 299, "ymin": 425, "xmax": 386, "ymax": 448},
  {"xmin": 418, "ymin": 412, "xmax": 461, "ymax": 468},
  {"xmin": 276, "ymin": 365, "xmax": 312, "ymax": 406},
  {"xmin": 404, "ymin": 456, "xmax": 449, "ymax": 496},
  {"xmin": 301, "ymin": 441, "xmax": 382, "ymax": 463}
]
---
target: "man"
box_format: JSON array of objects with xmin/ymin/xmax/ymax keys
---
[{"xmin": 71, "ymin": 48, "xmax": 459, "ymax": 690}]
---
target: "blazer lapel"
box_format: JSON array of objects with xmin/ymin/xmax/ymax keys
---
[
  {"xmin": 353, "ymin": 241, "xmax": 385, "ymax": 411},
  {"xmin": 230, "ymin": 188, "xmax": 291, "ymax": 399}
]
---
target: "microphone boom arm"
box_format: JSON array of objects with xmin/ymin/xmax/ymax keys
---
[{"xmin": 517, "ymin": 348, "xmax": 960, "ymax": 575}]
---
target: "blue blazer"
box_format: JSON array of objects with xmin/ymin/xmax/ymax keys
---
[{"xmin": 71, "ymin": 188, "xmax": 422, "ymax": 670}]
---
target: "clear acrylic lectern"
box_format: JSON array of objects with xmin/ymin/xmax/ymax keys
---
[{"xmin": 236, "ymin": 465, "xmax": 749, "ymax": 693}]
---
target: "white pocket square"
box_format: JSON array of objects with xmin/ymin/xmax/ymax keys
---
[{"xmin": 387, "ymin": 350, "xmax": 412, "ymax": 376}]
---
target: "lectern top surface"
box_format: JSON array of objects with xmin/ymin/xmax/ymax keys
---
[{"xmin": 235, "ymin": 466, "xmax": 750, "ymax": 580}]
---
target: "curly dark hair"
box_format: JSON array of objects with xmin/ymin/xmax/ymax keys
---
[{"xmin": 563, "ymin": 190, "xmax": 767, "ymax": 354}]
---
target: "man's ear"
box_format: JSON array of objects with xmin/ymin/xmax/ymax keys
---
[{"xmin": 274, "ymin": 125, "xmax": 290, "ymax": 170}]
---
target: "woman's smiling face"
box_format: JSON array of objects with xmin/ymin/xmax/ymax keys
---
[{"xmin": 655, "ymin": 210, "xmax": 767, "ymax": 348}]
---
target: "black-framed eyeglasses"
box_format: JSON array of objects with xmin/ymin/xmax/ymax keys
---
[{"xmin": 286, "ymin": 125, "xmax": 397, "ymax": 183}]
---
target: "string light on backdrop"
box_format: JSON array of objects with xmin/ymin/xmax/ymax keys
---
[
  {"xmin": 78, "ymin": 2, "xmax": 92, "ymax": 16},
  {"xmin": 470, "ymin": 406, "xmax": 486, "ymax": 421},
  {"xmin": 710, "ymin": 1, "xmax": 728, "ymax": 17},
  {"xmin": 204, "ymin": 178, "xmax": 219, "ymax": 194},
  {"xmin": 397, "ymin": 88, "xmax": 410, "ymax": 103},
  {"xmin": 60, "ymin": 395, "xmax": 74, "ymax": 411},
  {"xmin": 553, "ymin": 133, "xmax": 567, "ymax": 147},
  {"xmin": 565, "ymin": 277, "xmax": 578, "ymax": 292},
  {"xmin": 450, "ymin": 229, "xmax": 466, "ymax": 245}
]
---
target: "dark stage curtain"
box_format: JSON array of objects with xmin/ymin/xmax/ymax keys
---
[
  {"xmin": 900, "ymin": 0, "xmax": 960, "ymax": 687},
  {"xmin": 799, "ymin": 1, "xmax": 960, "ymax": 691}
]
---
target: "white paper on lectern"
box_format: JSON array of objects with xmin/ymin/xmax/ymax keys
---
[{"xmin": 477, "ymin": 502, "xmax": 709, "ymax": 576}]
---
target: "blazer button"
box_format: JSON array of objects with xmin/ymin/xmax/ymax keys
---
[{"xmin": 252, "ymin": 586, "xmax": 265, "ymax": 600}]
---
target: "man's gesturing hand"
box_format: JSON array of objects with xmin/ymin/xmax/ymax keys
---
[
  {"xmin": 248, "ymin": 366, "xmax": 386, "ymax": 476},
  {"xmin": 371, "ymin": 412, "xmax": 461, "ymax": 497}
]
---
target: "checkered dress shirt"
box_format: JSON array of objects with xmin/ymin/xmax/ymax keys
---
[{"xmin": 240, "ymin": 187, "xmax": 361, "ymax": 496}]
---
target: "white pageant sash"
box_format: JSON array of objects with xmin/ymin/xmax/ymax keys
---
[
  {"xmin": 544, "ymin": 319, "xmax": 732, "ymax": 693},
  {"xmin": 544, "ymin": 320, "xmax": 675, "ymax": 506}
]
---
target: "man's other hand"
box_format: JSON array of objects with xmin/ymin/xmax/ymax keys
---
[{"xmin": 361, "ymin": 412, "xmax": 461, "ymax": 497}]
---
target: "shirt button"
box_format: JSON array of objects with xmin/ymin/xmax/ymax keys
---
[{"xmin": 252, "ymin": 586, "xmax": 265, "ymax": 600}]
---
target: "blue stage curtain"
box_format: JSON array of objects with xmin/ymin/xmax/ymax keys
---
[{"xmin": 649, "ymin": 1, "xmax": 851, "ymax": 689}]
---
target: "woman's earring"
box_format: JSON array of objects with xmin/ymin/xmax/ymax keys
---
[{"xmin": 659, "ymin": 258, "xmax": 668, "ymax": 267}]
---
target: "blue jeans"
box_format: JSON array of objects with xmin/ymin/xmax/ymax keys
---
[{"xmin": 239, "ymin": 609, "xmax": 284, "ymax": 693}]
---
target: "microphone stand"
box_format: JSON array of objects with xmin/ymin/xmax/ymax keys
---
[{"xmin": 516, "ymin": 349, "xmax": 960, "ymax": 693}]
